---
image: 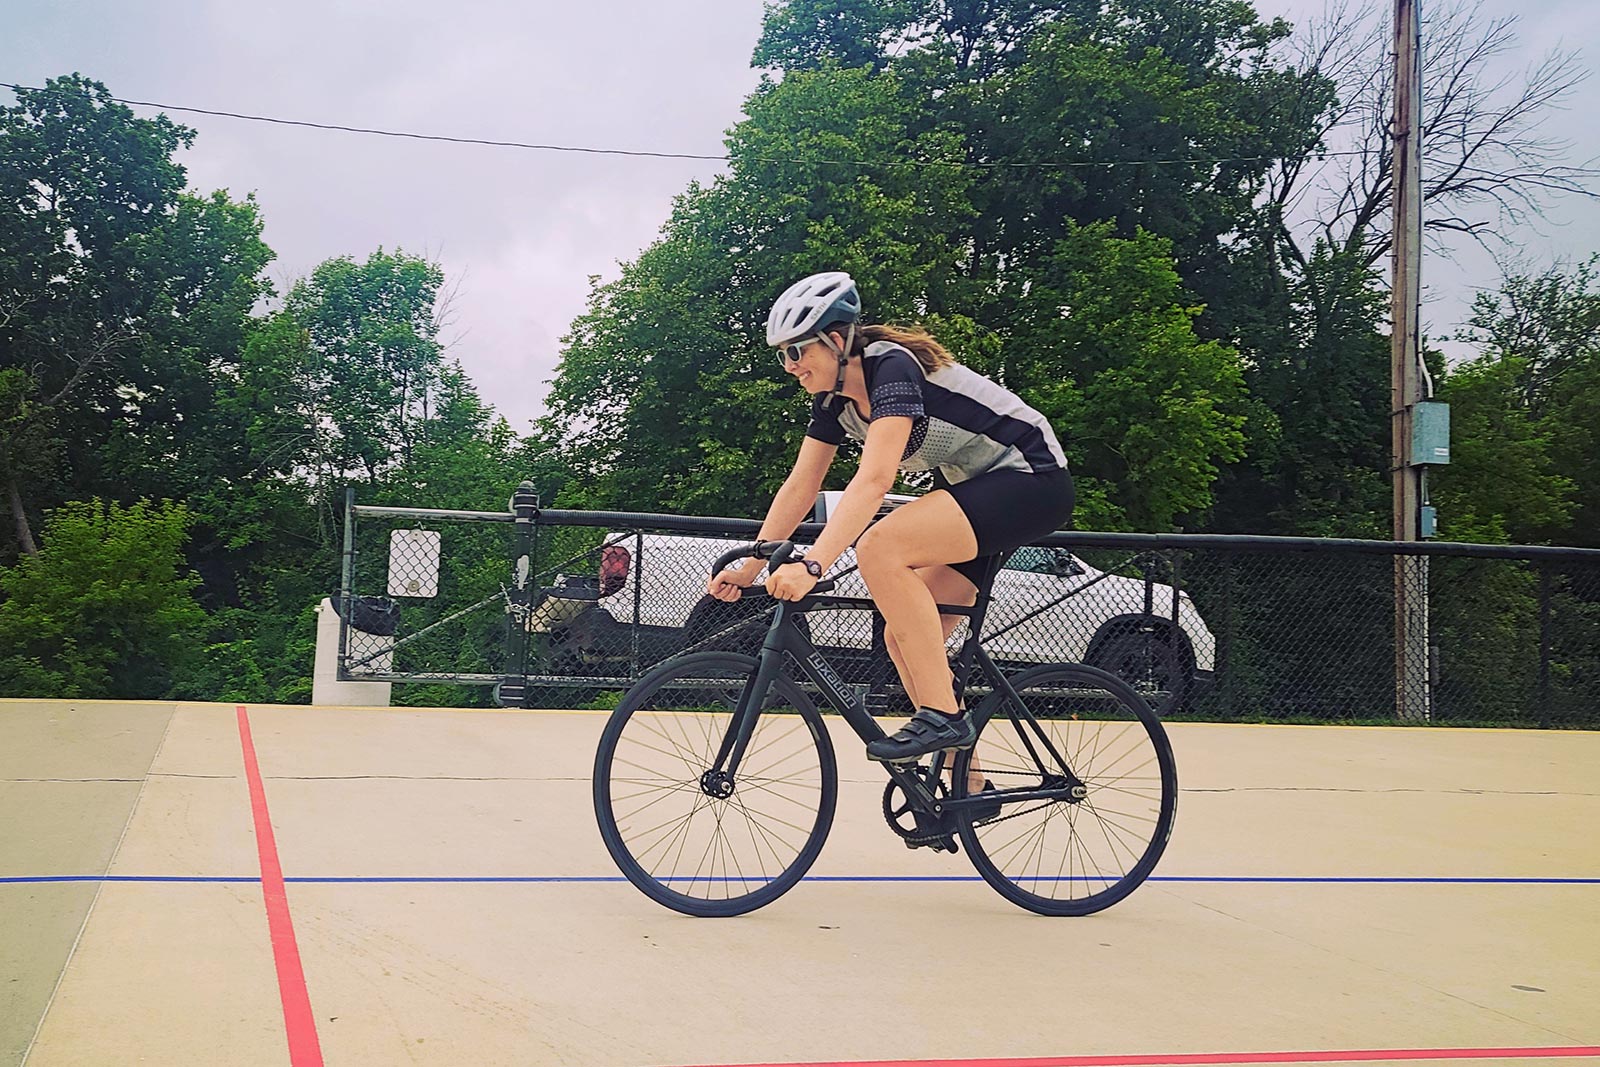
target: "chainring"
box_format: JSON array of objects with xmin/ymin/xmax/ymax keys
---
[{"xmin": 881, "ymin": 766, "xmax": 959, "ymax": 852}]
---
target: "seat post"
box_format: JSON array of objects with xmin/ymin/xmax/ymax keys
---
[{"xmin": 947, "ymin": 550, "xmax": 1013, "ymax": 701}]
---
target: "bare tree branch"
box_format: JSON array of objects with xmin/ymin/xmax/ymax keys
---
[
  {"xmin": 1271, "ymin": 0, "xmax": 1598, "ymax": 271},
  {"xmin": 38, "ymin": 322, "xmax": 136, "ymax": 408}
]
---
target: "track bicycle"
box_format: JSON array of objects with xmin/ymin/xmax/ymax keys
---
[{"xmin": 592, "ymin": 540, "xmax": 1178, "ymax": 916}]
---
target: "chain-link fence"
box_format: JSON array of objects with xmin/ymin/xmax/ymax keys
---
[
  {"xmin": 334, "ymin": 486, "xmax": 534, "ymax": 705},
  {"xmin": 336, "ymin": 488, "xmax": 1600, "ymax": 725}
]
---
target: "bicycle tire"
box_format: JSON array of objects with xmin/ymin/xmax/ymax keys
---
[
  {"xmin": 593, "ymin": 651, "xmax": 838, "ymax": 916},
  {"xmin": 1091, "ymin": 627, "xmax": 1190, "ymax": 716},
  {"xmin": 954, "ymin": 661, "xmax": 1177, "ymax": 916}
]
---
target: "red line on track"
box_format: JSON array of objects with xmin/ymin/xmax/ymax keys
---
[
  {"xmin": 237, "ymin": 706, "xmax": 325, "ymax": 1067},
  {"xmin": 680, "ymin": 1046, "xmax": 1600, "ymax": 1067}
]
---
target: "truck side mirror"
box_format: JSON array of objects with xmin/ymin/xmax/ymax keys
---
[{"xmin": 1050, "ymin": 550, "xmax": 1086, "ymax": 578}]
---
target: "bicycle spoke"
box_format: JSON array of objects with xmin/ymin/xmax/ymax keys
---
[
  {"xmin": 596, "ymin": 652, "xmax": 836, "ymax": 916},
  {"xmin": 958, "ymin": 663, "xmax": 1176, "ymax": 915}
]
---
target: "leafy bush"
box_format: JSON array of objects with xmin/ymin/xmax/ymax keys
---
[{"xmin": 0, "ymin": 499, "xmax": 207, "ymax": 698}]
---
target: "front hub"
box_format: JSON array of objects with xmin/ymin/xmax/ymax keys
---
[{"xmin": 700, "ymin": 770, "xmax": 735, "ymax": 799}]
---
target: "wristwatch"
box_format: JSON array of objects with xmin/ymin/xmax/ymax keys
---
[{"xmin": 794, "ymin": 557, "xmax": 823, "ymax": 579}]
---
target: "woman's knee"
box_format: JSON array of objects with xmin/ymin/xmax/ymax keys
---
[{"xmin": 855, "ymin": 524, "xmax": 906, "ymax": 577}]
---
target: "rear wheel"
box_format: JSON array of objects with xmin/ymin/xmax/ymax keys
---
[
  {"xmin": 593, "ymin": 652, "xmax": 837, "ymax": 916},
  {"xmin": 954, "ymin": 662, "xmax": 1177, "ymax": 915}
]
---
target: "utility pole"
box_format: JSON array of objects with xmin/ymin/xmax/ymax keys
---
[{"xmin": 1391, "ymin": 0, "xmax": 1430, "ymax": 720}]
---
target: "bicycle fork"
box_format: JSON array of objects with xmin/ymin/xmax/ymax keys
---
[{"xmin": 700, "ymin": 602, "xmax": 795, "ymax": 798}]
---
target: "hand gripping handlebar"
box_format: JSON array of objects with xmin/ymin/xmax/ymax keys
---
[
  {"xmin": 710, "ymin": 540, "xmax": 836, "ymax": 594},
  {"xmin": 710, "ymin": 540, "xmax": 794, "ymax": 575}
]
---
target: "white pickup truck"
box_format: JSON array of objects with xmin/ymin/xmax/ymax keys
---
[{"xmin": 529, "ymin": 493, "xmax": 1214, "ymax": 711}]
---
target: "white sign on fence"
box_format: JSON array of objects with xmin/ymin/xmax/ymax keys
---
[{"xmin": 388, "ymin": 529, "xmax": 442, "ymax": 598}]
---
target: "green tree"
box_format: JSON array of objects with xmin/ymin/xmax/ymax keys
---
[
  {"xmin": 0, "ymin": 499, "xmax": 207, "ymax": 697},
  {"xmin": 106, "ymin": 189, "xmax": 276, "ymax": 505},
  {"xmin": 1422, "ymin": 259, "xmax": 1598, "ymax": 723},
  {"xmin": 1214, "ymin": 243, "xmax": 1391, "ymax": 536},
  {"xmin": 994, "ymin": 221, "xmax": 1247, "ymax": 529},
  {"xmin": 0, "ymin": 76, "xmax": 195, "ymax": 551},
  {"xmin": 756, "ymin": 0, "xmax": 1330, "ymax": 335},
  {"xmin": 284, "ymin": 249, "xmax": 449, "ymax": 488},
  {"xmin": 1, "ymin": 76, "xmax": 276, "ymax": 560},
  {"xmin": 1431, "ymin": 356, "xmax": 1575, "ymax": 545},
  {"xmin": 177, "ymin": 277, "xmax": 518, "ymax": 707},
  {"xmin": 542, "ymin": 36, "xmax": 1257, "ymax": 526},
  {"xmin": 541, "ymin": 65, "xmax": 972, "ymax": 513},
  {"xmin": 386, "ymin": 362, "xmax": 524, "ymax": 509},
  {"xmin": 1435, "ymin": 257, "xmax": 1599, "ymax": 546}
]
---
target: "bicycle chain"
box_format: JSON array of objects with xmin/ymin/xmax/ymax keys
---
[
  {"xmin": 965, "ymin": 766, "xmax": 1079, "ymax": 829},
  {"xmin": 881, "ymin": 766, "xmax": 1052, "ymax": 850}
]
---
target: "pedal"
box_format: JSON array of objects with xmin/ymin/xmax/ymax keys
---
[{"xmin": 903, "ymin": 833, "xmax": 960, "ymax": 853}]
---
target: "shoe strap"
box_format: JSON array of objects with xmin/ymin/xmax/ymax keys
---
[{"xmin": 910, "ymin": 707, "xmax": 961, "ymax": 729}]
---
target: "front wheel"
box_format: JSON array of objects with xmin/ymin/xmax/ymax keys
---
[
  {"xmin": 593, "ymin": 651, "xmax": 838, "ymax": 916},
  {"xmin": 954, "ymin": 662, "xmax": 1177, "ymax": 915}
]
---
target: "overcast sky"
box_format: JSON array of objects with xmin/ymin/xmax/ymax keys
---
[{"xmin": 6, "ymin": 0, "xmax": 1596, "ymax": 437}]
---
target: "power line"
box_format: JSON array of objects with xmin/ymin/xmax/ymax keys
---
[{"xmin": 2, "ymin": 80, "xmax": 1366, "ymax": 171}]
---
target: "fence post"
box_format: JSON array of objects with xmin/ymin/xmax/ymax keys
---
[
  {"xmin": 1219, "ymin": 556, "xmax": 1235, "ymax": 718},
  {"xmin": 500, "ymin": 481, "xmax": 541, "ymax": 708},
  {"xmin": 633, "ymin": 530, "xmax": 644, "ymax": 676},
  {"xmin": 1395, "ymin": 554, "xmax": 1432, "ymax": 721},
  {"xmin": 1169, "ymin": 550, "xmax": 1182, "ymax": 630},
  {"xmin": 1538, "ymin": 565, "xmax": 1553, "ymax": 729},
  {"xmin": 1137, "ymin": 553, "xmax": 1157, "ymax": 617},
  {"xmin": 339, "ymin": 486, "xmax": 356, "ymax": 677}
]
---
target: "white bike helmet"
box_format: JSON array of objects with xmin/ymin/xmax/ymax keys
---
[
  {"xmin": 766, "ymin": 271, "xmax": 860, "ymax": 345},
  {"xmin": 766, "ymin": 271, "xmax": 861, "ymax": 395}
]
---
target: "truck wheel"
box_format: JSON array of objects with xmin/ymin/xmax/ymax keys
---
[{"xmin": 1090, "ymin": 627, "xmax": 1192, "ymax": 715}]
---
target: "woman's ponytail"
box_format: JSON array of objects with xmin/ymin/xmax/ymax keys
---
[{"xmin": 850, "ymin": 324, "xmax": 956, "ymax": 372}]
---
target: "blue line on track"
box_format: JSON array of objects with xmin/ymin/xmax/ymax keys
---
[{"xmin": 3, "ymin": 875, "xmax": 1597, "ymax": 885}]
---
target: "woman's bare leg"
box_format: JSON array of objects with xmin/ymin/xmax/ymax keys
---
[
  {"xmin": 857, "ymin": 492, "xmax": 977, "ymax": 709},
  {"xmin": 882, "ymin": 565, "xmax": 985, "ymax": 792},
  {"xmin": 857, "ymin": 491, "xmax": 991, "ymax": 771}
]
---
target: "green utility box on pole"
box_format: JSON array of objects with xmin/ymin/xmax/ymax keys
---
[
  {"xmin": 1411, "ymin": 400, "xmax": 1450, "ymax": 465},
  {"xmin": 1411, "ymin": 399, "xmax": 1449, "ymax": 542}
]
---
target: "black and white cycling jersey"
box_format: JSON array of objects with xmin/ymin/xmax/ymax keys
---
[{"xmin": 804, "ymin": 342, "xmax": 1068, "ymax": 483}]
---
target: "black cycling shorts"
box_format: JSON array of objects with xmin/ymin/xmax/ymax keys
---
[{"xmin": 931, "ymin": 467, "xmax": 1075, "ymax": 588}]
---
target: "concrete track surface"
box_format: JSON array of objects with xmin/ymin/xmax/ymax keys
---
[{"xmin": 2, "ymin": 698, "xmax": 1596, "ymax": 1067}]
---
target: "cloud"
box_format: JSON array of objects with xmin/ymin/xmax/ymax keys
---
[
  {"xmin": 7, "ymin": 0, "xmax": 1594, "ymax": 431},
  {"xmin": 5, "ymin": 0, "xmax": 763, "ymax": 434}
]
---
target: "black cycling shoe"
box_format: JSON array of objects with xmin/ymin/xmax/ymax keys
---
[
  {"xmin": 866, "ymin": 708, "xmax": 978, "ymax": 763},
  {"xmin": 968, "ymin": 779, "xmax": 1001, "ymax": 823}
]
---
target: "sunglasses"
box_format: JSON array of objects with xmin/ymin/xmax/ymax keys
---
[
  {"xmin": 779, "ymin": 335, "xmax": 837, "ymax": 366},
  {"xmin": 778, "ymin": 339, "xmax": 813, "ymax": 365}
]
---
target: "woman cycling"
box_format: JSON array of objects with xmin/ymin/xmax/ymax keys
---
[{"xmin": 708, "ymin": 271, "xmax": 1075, "ymax": 763}]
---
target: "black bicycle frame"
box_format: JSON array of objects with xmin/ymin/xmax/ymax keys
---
[{"xmin": 707, "ymin": 591, "xmax": 1084, "ymax": 815}]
